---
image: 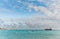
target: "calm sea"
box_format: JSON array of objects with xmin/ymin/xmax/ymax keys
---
[{"xmin": 0, "ymin": 30, "xmax": 60, "ymax": 39}]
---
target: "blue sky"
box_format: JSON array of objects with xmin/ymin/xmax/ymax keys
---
[
  {"xmin": 0, "ymin": 0, "xmax": 47, "ymax": 18},
  {"xmin": 0, "ymin": 0, "xmax": 60, "ymax": 30}
]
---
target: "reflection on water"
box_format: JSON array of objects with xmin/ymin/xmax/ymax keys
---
[{"xmin": 0, "ymin": 30, "xmax": 60, "ymax": 39}]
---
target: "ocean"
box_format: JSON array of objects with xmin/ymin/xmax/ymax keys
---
[{"xmin": 0, "ymin": 30, "xmax": 60, "ymax": 39}]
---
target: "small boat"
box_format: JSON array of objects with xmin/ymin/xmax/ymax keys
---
[{"xmin": 44, "ymin": 28, "xmax": 52, "ymax": 30}]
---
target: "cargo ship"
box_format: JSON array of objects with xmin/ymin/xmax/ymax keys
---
[{"xmin": 44, "ymin": 28, "xmax": 52, "ymax": 30}]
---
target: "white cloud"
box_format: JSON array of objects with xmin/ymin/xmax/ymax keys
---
[
  {"xmin": 39, "ymin": 1, "xmax": 60, "ymax": 19},
  {"xmin": 0, "ymin": 16, "xmax": 60, "ymax": 30},
  {"xmin": 28, "ymin": 0, "xmax": 60, "ymax": 19},
  {"xmin": 23, "ymin": 0, "xmax": 60, "ymax": 30},
  {"xmin": 28, "ymin": 5, "xmax": 53, "ymax": 17},
  {"xmin": 37, "ymin": 0, "xmax": 43, "ymax": 2}
]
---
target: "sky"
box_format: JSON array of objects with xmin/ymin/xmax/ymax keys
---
[
  {"xmin": 0, "ymin": 0, "xmax": 60, "ymax": 30},
  {"xmin": 0, "ymin": 0, "xmax": 49, "ymax": 18}
]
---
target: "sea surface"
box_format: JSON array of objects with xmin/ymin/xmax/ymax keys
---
[{"xmin": 0, "ymin": 30, "xmax": 60, "ymax": 39}]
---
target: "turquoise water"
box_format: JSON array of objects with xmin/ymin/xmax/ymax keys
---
[{"xmin": 0, "ymin": 30, "xmax": 60, "ymax": 39}]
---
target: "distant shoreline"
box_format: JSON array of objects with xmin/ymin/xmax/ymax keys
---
[{"xmin": 0, "ymin": 28, "xmax": 60, "ymax": 30}]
